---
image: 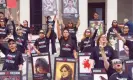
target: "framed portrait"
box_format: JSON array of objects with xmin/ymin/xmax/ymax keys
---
[
  {"xmin": 124, "ymin": 60, "xmax": 133, "ymax": 80},
  {"xmin": 118, "ymin": 40, "xmax": 129, "ymax": 60},
  {"xmin": 62, "ymin": 0, "xmax": 79, "ymax": 24},
  {"xmin": 54, "ymin": 57, "xmax": 76, "ymax": 80},
  {"xmin": 108, "ymin": 33, "xmax": 119, "ymax": 50},
  {"xmin": 78, "ymin": 53, "xmax": 94, "ymax": 80},
  {"xmin": 0, "ymin": 71, "xmax": 22, "ymax": 80},
  {"xmin": 31, "ymin": 53, "xmax": 52, "ymax": 80},
  {"xmin": 0, "ymin": 0, "xmax": 6, "ymax": 9},
  {"xmin": 89, "ymin": 20, "xmax": 104, "ymax": 36},
  {"xmin": 22, "ymin": 54, "xmax": 28, "ymax": 80},
  {"xmin": 42, "ymin": 0, "xmax": 57, "ymax": 16},
  {"xmin": 92, "ymin": 69, "xmax": 108, "ymax": 80}
]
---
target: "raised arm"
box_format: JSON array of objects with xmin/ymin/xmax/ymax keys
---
[
  {"xmin": 99, "ymin": 46, "xmax": 110, "ymax": 70},
  {"xmin": 16, "ymin": 10, "xmax": 20, "ymax": 26},
  {"xmin": 10, "ymin": 15, "xmax": 17, "ymax": 37},
  {"xmin": 60, "ymin": 19, "xmax": 65, "ymax": 28},
  {"xmin": 113, "ymin": 29, "xmax": 126, "ymax": 43},
  {"xmin": 46, "ymin": 25, "xmax": 52, "ymax": 38},
  {"xmin": 76, "ymin": 17, "xmax": 80, "ymax": 28},
  {"xmin": 53, "ymin": 15, "xmax": 56, "ymax": 21},
  {"xmin": 57, "ymin": 20, "xmax": 62, "ymax": 39},
  {"xmin": 92, "ymin": 25, "xmax": 98, "ymax": 39}
]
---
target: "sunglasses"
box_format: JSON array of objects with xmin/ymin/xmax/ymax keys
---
[
  {"xmin": 8, "ymin": 42, "xmax": 15, "ymax": 45},
  {"xmin": 113, "ymin": 61, "xmax": 122, "ymax": 64}
]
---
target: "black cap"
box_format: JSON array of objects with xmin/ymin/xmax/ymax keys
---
[{"xmin": 8, "ymin": 39, "xmax": 16, "ymax": 43}]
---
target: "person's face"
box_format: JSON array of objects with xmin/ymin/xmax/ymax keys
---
[
  {"xmin": 112, "ymin": 21, "xmax": 118, "ymax": 26},
  {"xmin": 39, "ymin": 33, "xmax": 45, "ymax": 38},
  {"xmin": 123, "ymin": 26, "xmax": 129, "ymax": 34},
  {"xmin": 114, "ymin": 63, "xmax": 123, "ymax": 70},
  {"xmin": 68, "ymin": 1, "xmax": 73, "ymax": 7},
  {"xmin": 8, "ymin": 41, "xmax": 17, "ymax": 50},
  {"xmin": 63, "ymin": 30, "xmax": 69, "ymax": 38},
  {"xmin": 85, "ymin": 30, "xmax": 91, "ymax": 37},
  {"xmin": 0, "ymin": 13, "xmax": 4, "ymax": 18},
  {"xmin": 68, "ymin": 22, "xmax": 73, "ymax": 27},
  {"xmin": 93, "ymin": 13, "xmax": 99, "ymax": 19},
  {"xmin": 0, "ymin": 21, "xmax": 5, "ymax": 26},
  {"xmin": 99, "ymin": 35, "xmax": 107, "ymax": 43},
  {"xmin": 36, "ymin": 67, "xmax": 47, "ymax": 74},
  {"xmin": 124, "ymin": 45, "xmax": 129, "ymax": 51},
  {"xmin": 61, "ymin": 67, "xmax": 69, "ymax": 78},
  {"xmin": 17, "ymin": 29, "xmax": 23, "ymax": 35},
  {"xmin": 23, "ymin": 20, "xmax": 28, "ymax": 27}
]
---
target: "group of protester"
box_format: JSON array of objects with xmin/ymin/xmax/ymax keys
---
[{"xmin": 0, "ymin": 9, "xmax": 133, "ymax": 80}]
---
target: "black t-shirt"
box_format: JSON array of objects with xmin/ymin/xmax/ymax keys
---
[
  {"xmin": 0, "ymin": 44, "xmax": 24, "ymax": 70},
  {"xmin": 0, "ymin": 26, "xmax": 10, "ymax": 39},
  {"xmin": 91, "ymin": 45, "xmax": 118, "ymax": 68},
  {"xmin": 34, "ymin": 37, "xmax": 50, "ymax": 53},
  {"xmin": 80, "ymin": 29, "xmax": 98, "ymax": 52},
  {"xmin": 12, "ymin": 21, "xmax": 27, "ymax": 53},
  {"xmin": 21, "ymin": 25, "xmax": 30, "ymax": 41},
  {"xmin": 59, "ymin": 37, "xmax": 76, "ymax": 58},
  {"xmin": 107, "ymin": 27, "xmax": 122, "ymax": 41},
  {"xmin": 106, "ymin": 65, "xmax": 116, "ymax": 78},
  {"xmin": 47, "ymin": 20, "xmax": 55, "ymax": 31},
  {"xmin": 66, "ymin": 27, "xmax": 78, "ymax": 40},
  {"xmin": 124, "ymin": 40, "xmax": 133, "ymax": 59},
  {"xmin": 109, "ymin": 71, "xmax": 132, "ymax": 80}
]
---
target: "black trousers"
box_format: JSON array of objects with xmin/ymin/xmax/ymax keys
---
[{"xmin": 49, "ymin": 31, "xmax": 57, "ymax": 54}]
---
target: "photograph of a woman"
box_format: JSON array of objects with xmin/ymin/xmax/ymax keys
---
[
  {"xmin": 54, "ymin": 62, "xmax": 75, "ymax": 80},
  {"xmin": 60, "ymin": 64, "xmax": 72, "ymax": 80}
]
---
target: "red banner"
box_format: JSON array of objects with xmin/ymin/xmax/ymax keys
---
[{"xmin": 7, "ymin": 0, "xmax": 16, "ymax": 8}]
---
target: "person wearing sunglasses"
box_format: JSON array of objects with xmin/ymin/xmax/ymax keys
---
[
  {"xmin": 80, "ymin": 25, "xmax": 98, "ymax": 53},
  {"xmin": 109, "ymin": 59, "xmax": 131, "ymax": 80},
  {"xmin": 0, "ymin": 39, "xmax": 24, "ymax": 70},
  {"xmin": 16, "ymin": 11, "xmax": 31, "ymax": 41},
  {"xmin": 33, "ymin": 26, "xmax": 52, "ymax": 54},
  {"xmin": 10, "ymin": 15, "xmax": 28, "ymax": 54}
]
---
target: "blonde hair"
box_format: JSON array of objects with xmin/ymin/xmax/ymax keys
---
[{"xmin": 81, "ymin": 28, "xmax": 92, "ymax": 41}]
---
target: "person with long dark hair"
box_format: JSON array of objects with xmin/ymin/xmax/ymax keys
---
[
  {"xmin": 80, "ymin": 26, "xmax": 98, "ymax": 53},
  {"xmin": 10, "ymin": 15, "xmax": 28, "ymax": 54},
  {"xmin": 45, "ymin": 16, "xmax": 57, "ymax": 55},
  {"xmin": 61, "ymin": 17, "xmax": 80, "ymax": 52},
  {"xmin": 60, "ymin": 64, "xmax": 73, "ymax": 80},
  {"xmin": 17, "ymin": 11, "xmax": 31, "ymax": 41},
  {"xmin": 91, "ymin": 34, "xmax": 118, "ymax": 68},
  {"xmin": 35, "ymin": 58, "xmax": 49, "ymax": 74},
  {"xmin": 57, "ymin": 20, "xmax": 77, "ymax": 59}
]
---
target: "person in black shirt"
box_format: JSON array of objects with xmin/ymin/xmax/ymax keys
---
[
  {"xmin": 0, "ymin": 11, "xmax": 9, "ymax": 24},
  {"xmin": 45, "ymin": 16, "xmax": 56, "ymax": 54},
  {"xmin": 57, "ymin": 20, "xmax": 77, "ymax": 59},
  {"xmin": 107, "ymin": 20, "xmax": 122, "ymax": 42},
  {"xmin": 91, "ymin": 34, "xmax": 118, "ymax": 68},
  {"xmin": 17, "ymin": 11, "xmax": 31, "ymax": 41},
  {"xmin": 10, "ymin": 15, "xmax": 28, "ymax": 53},
  {"xmin": 61, "ymin": 17, "xmax": 80, "ymax": 51},
  {"xmin": 0, "ymin": 18, "xmax": 10, "ymax": 40},
  {"xmin": 109, "ymin": 59, "xmax": 132, "ymax": 80},
  {"xmin": 113, "ymin": 29, "xmax": 133, "ymax": 59},
  {"xmin": 0, "ymin": 39, "xmax": 24, "ymax": 70},
  {"xmin": 80, "ymin": 26, "xmax": 98, "ymax": 53},
  {"xmin": 34, "ymin": 26, "xmax": 52, "ymax": 54}
]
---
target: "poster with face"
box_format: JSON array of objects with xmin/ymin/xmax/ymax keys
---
[
  {"xmin": 22, "ymin": 54, "xmax": 28, "ymax": 80},
  {"xmin": 0, "ymin": 0, "xmax": 6, "ymax": 8},
  {"xmin": 78, "ymin": 53, "xmax": 94, "ymax": 80},
  {"xmin": 124, "ymin": 60, "xmax": 133, "ymax": 80},
  {"xmin": 54, "ymin": 58, "xmax": 76, "ymax": 80},
  {"xmin": 92, "ymin": 69, "xmax": 108, "ymax": 80},
  {"xmin": 89, "ymin": 20, "xmax": 104, "ymax": 36},
  {"xmin": 0, "ymin": 71, "xmax": 22, "ymax": 80},
  {"xmin": 31, "ymin": 53, "xmax": 52, "ymax": 80},
  {"xmin": 118, "ymin": 40, "xmax": 129, "ymax": 60},
  {"xmin": 42, "ymin": 0, "xmax": 57, "ymax": 16},
  {"xmin": 62, "ymin": 0, "xmax": 79, "ymax": 25}
]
